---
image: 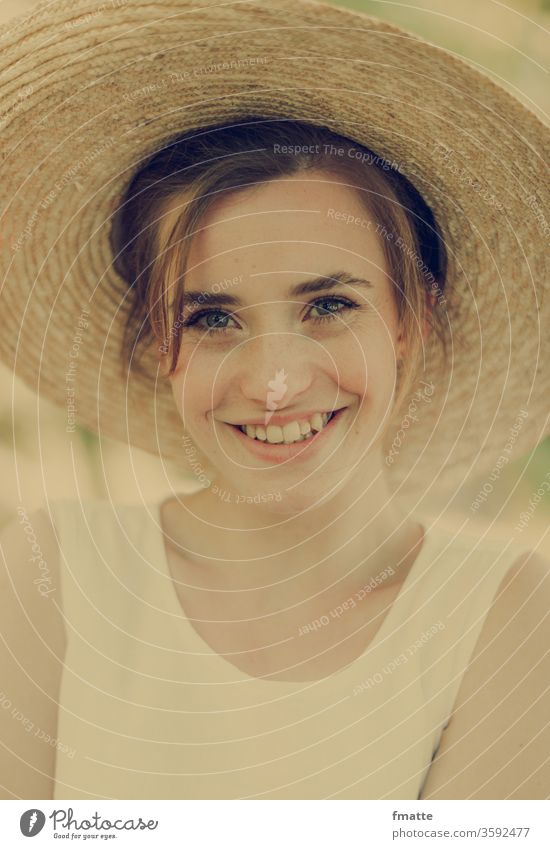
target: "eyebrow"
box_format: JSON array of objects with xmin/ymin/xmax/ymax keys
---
[{"xmin": 181, "ymin": 271, "xmax": 374, "ymax": 309}]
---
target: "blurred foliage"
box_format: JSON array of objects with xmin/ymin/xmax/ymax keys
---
[
  {"xmin": 524, "ymin": 437, "xmax": 550, "ymax": 500},
  {"xmin": 328, "ymin": 0, "xmax": 550, "ymax": 113}
]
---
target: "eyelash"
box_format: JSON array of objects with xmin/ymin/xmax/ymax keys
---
[{"xmin": 181, "ymin": 296, "xmax": 361, "ymax": 335}]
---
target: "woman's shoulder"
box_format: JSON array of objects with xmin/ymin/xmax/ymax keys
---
[
  {"xmin": 48, "ymin": 498, "xmax": 166, "ymax": 570},
  {"xmin": 424, "ymin": 514, "xmax": 542, "ymax": 561},
  {"xmin": 0, "ymin": 505, "xmax": 66, "ymax": 798},
  {"xmin": 420, "ymin": 544, "xmax": 550, "ymax": 799},
  {"xmin": 0, "ymin": 504, "xmax": 66, "ymax": 640},
  {"xmin": 48, "ymin": 497, "xmax": 156, "ymax": 529},
  {"xmin": 1, "ymin": 504, "xmax": 62, "ymax": 595},
  {"xmin": 1, "ymin": 499, "xmax": 157, "ymax": 575}
]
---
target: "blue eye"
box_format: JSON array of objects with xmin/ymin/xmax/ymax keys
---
[
  {"xmin": 309, "ymin": 296, "xmax": 359, "ymax": 324},
  {"xmin": 183, "ymin": 309, "xmax": 236, "ymax": 334},
  {"xmin": 181, "ymin": 296, "xmax": 360, "ymax": 335}
]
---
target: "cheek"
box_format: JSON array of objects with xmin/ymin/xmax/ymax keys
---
[
  {"xmin": 337, "ymin": 314, "xmax": 398, "ymax": 399},
  {"xmin": 169, "ymin": 353, "xmax": 222, "ymax": 424}
]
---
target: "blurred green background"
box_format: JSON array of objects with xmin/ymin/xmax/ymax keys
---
[{"xmin": 1, "ymin": 0, "xmax": 548, "ymax": 554}]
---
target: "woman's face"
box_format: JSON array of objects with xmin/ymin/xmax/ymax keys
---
[{"xmin": 162, "ymin": 171, "xmax": 404, "ymax": 514}]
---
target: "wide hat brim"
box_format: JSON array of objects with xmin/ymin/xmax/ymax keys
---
[{"xmin": 0, "ymin": 0, "xmax": 548, "ymax": 504}]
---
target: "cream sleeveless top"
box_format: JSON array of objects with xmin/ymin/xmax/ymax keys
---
[{"xmin": 49, "ymin": 498, "xmax": 528, "ymax": 800}]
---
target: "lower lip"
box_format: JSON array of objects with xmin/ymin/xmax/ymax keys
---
[{"xmin": 225, "ymin": 408, "xmax": 347, "ymax": 463}]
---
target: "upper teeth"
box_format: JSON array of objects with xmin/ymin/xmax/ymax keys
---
[{"xmin": 239, "ymin": 411, "xmax": 335, "ymax": 444}]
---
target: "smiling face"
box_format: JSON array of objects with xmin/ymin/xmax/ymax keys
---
[{"xmin": 160, "ymin": 171, "xmax": 406, "ymax": 514}]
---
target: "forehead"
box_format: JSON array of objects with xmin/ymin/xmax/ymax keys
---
[{"xmin": 181, "ymin": 172, "xmax": 388, "ymax": 291}]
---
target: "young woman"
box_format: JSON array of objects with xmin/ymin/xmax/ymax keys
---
[{"xmin": 0, "ymin": 0, "xmax": 548, "ymax": 801}]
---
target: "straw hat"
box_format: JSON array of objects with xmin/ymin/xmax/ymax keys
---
[{"xmin": 0, "ymin": 0, "xmax": 548, "ymax": 504}]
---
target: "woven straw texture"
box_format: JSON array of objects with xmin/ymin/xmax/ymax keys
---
[{"xmin": 0, "ymin": 0, "xmax": 548, "ymax": 502}]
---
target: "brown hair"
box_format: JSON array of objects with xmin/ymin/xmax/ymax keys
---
[{"xmin": 110, "ymin": 117, "xmax": 448, "ymax": 415}]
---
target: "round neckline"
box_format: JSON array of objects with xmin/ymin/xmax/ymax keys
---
[{"xmin": 148, "ymin": 498, "xmax": 435, "ymax": 688}]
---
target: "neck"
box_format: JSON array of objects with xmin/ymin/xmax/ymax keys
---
[{"xmin": 162, "ymin": 455, "xmax": 424, "ymax": 602}]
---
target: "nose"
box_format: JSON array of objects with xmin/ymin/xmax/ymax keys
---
[{"xmin": 232, "ymin": 332, "xmax": 318, "ymax": 409}]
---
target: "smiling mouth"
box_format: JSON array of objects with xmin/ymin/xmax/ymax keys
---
[{"xmin": 228, "ymin": 407, "xmax": 346, "ymax": 447}]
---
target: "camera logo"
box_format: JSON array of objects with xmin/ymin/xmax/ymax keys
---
[
  {"xmin": 20, "ymin": 809, "xmax": 46, "ymax": 836},
  {"xmin": 265, "ymin": 368, "xmax": 288, "ymax": 426}
]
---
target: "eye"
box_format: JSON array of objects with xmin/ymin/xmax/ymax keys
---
[
  {"xmin": 307, "ymin": 296, "xmax": 360, "ymax": 324},
  {"xmin": 181, "ymin": 295, "xmax": 360, "ymax": 335},
  {"xmin": 181, "ymin": 308, "xmax": 237, "ymax": 335}
]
